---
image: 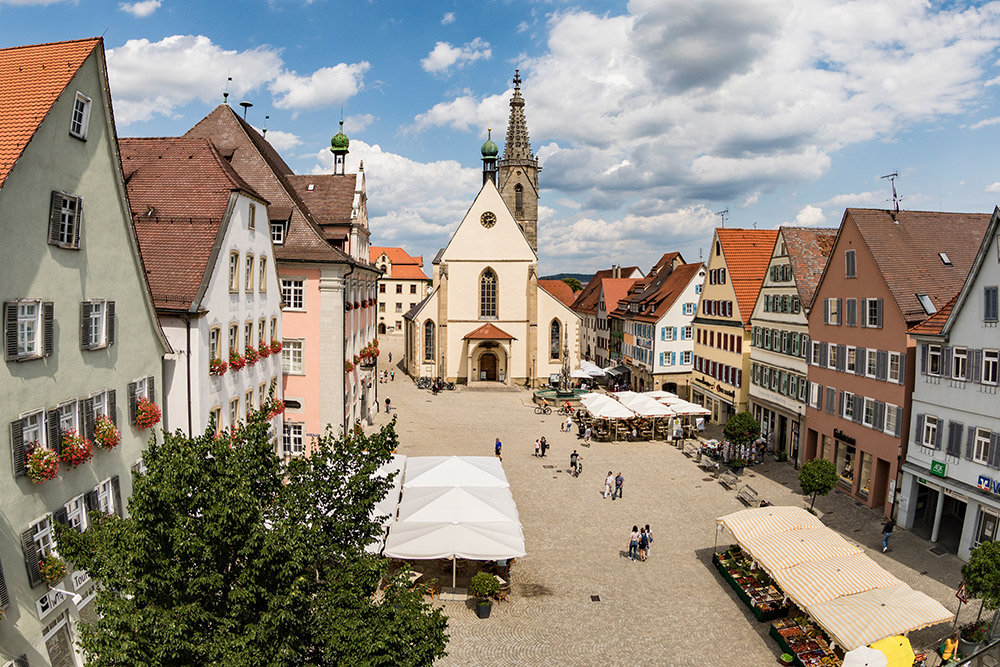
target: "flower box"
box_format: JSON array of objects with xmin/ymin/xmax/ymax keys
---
[
  {"xmin": 210, "ymin": 357, "xmax": 228, "ymax": 376},
  {"xmin": 135, "ymin": 397, "xmax": 161, "ymax": 430},
  {"xmin": 245, "ymin": 346, "xmax": 259, "ymax": 366},
  {"xmin": 229, "ymin": 349, "xmax": 246, "ymax": 371},
  {"xmin": 40, "ymin": 554, "xmax": 67, "ymax": 584},
  {"xmin": 26, "ymin": 444, "xmax": 59, "ymax": 483},
  {"xmin": 270, "ymin": 340, "xmax": 282, "ymax": 354},
  {"xmin": 60, "ymin": 430, "xmax": 94, "ymax": 468},
  {"xmin": 258, "ymin": 341, "xmax": 271, "ymax": 359},
  {"xmin": 94, "ymin": 415, "xmax": 121, "ymax": 450}
]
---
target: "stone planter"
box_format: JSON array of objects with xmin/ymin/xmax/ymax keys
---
[{"xmin": 958, "ymin": 636, "xmax": 982, "ymax": 657}]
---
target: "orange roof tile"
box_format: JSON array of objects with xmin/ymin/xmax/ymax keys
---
[
  {"xmin": 781, "ymin": 227, "xmax": 837, "ymax": 308},
  {"xmin": 571, "ymin": 266, "xmax": 642, "ymax": 313},
  {"xmin": 370, "ymin": 246, "xmax": 423, "ymax": 265},
  {"xmin": 908, "ymin": 293, "xmax": 957, "ymax": 335},
  {"xmin": 463, "ymin": 322, "xmax": 516, "ymax": 340},
  {"xmin": 716, "ymin": 228, "xmax": 780, "ymax": 329},
  {"xmin": 538, "ymin": 279, "xmax": 577, "ymax": 308},
  {"xmin": 390, "ymin": 265, "xmax": 430, "ymax": 281},
  {"xmin": 601, "ymin": 278, "xmax": 638, "ymax": 312},
  {"xmin": 0, "ymin": 38, "xmax": 101, "ymax": 189}
]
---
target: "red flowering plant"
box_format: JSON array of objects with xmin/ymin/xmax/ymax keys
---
[
  {"xmin": 345, "ymin": 358, "xmax": 355, "ymax": 373},
  {"xmin": 210, "ymin": 358, "xmax": 228, "ymax": 376},
  {"xmin": 245, "ymin": 345, "xmax": 259, "ymax": 366},
  {"xmin": 266, "ymin": 399, "xmax": 286, "ymax": 419},
  {"xmin": 59, "ymin": 430, "xmax": 94, "ymax": 468},
  {"xmin": 39, "ymin": 554, "xmax": 67, "ymax": 584},
  {"xmin": 135, "ymin": 397, "xmax": 161, "ymax": 430},
  {"xmin": 93, "ymin": 415, "xmax": 121, "ymax": 450},
  {"xmin": 26, "ymin": 443, "xmax": 59, "ymax": 483},
  {"xmin": 346, "ymin": 302, "xmax": 353, "ymax": 311},
  {"xmin": 258, "ymin": 341, "xmax": 271, "ymax": 359},
  {"xmin": 229, "ymin": 348, "xmax": 246, "ymax": 371},
  {"xmin": 270, "ymin": 339, "xmax": 282, "ymax": 354}
]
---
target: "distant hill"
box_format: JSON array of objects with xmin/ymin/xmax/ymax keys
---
[{"xmin": 540, "ymin": 273, "xmax": 593, "ymax": 284}]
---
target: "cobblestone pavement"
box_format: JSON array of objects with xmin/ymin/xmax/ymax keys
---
[{"xmin": 370, "ymin": 336, "xmax": 973, "ymax": 667}]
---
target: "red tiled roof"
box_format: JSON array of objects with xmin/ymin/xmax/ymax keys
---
[
  {"xmin": 571, "ymin": 267, "xmax": 642, "ymax": 314},
  {"xmin": 370, "ymin": 246, "xmax": 423, "ymax": 265},
  {"xmin": 781, "ymin": 227, "xmax": 837, "ymax": 308},
  {"xmin": 908, "ymin": 293, "xmax": 957, "ymax": 335},
  {"xmin": 0, "ymin": 38, "xmax": 101, "ymax": 188},
  {"xmin": 120, "ymin": 137, "xmax": 259, "ymax": 311},
  {"xmin": 287, "ymin": 174, "xmax": 356, "ymax": 226},
  {"xmin": 538, "ymin": 279, "xmax": 578, "ymax": 308},
  {"xmin": 463, "ymin": 322, "xmax": 516, "ymax": 340},
  {"xmin": 716, "ymin": 228, "xmax": 780, "ymax": 328},
  {"xmin": 847, "ymin": 208, "xmax": 990, "ymax": 324},
  {"xmin": 601, "ymin": 278, "xmax": 637, "ymax": 312},
  {"xmin": 390, "ymin": 265, "xmax": 430, "ymax": 281},
  {"xmin": 611, "ymin": 263, "xmax": 703, "ymax": 322}
]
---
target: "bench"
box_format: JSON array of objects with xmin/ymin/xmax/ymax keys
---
[
  {"xmin": 737, "ymin": 485, "xmax": 759, "ymax": 507},
  {"xmin": 719, "ymin": 471, "xmax": 739, "ymax": 489},
  {"xmin": 699, "ymin": 458, "xmax": 719, "ymax": 475},
  {"xmin": 683, "ymin": 442, "xmax": 699, "ymax": 458}
]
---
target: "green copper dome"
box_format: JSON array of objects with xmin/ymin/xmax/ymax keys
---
[
  {"xmin": 330, "ymin": 120, "xmax": 349, "ymax": 153},
  {"xmin": 481, "ymin": 128, "xmax": 499, "ymax": 158}
]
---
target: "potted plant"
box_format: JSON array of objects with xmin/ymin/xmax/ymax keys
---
[
  {"xmin": 26, "ymin": 444, "xmax": 59, "ymax": 483},
  {"xmin": 960, "ymin": 620, "xmax": 990, "ymax": 655},
  {"xmin": 59, "ymin": 430, "xmax": 94, "ymax": 468},
  {"xmin": 209, "ymin": 357, "xmax": 227, "ymax": 376},
  {"xmin": 229, "ymin": 348, "xmax": 246, "ymax": 371},
  {"xmin": 258, "ymin": 341, "xmax": 270, "ymax": 359},
  {"xmin": 728, "ymin": 458, "xmax": 748, "ymax": 475},
  {"xmin": 270, "ymin": 339, "xmax": 282, "ymax": 354},
  {"xmin": 39, "ymin": 554, "xmax": 67, "ymax": 584},
  {"xmin": 135, "ymin": 397, "xmax": 161, "ymax": 430},
  {"xmin": 94, "ymin": 415, "xmax": 121, "ymax": 450},
  {"xmin": 469, "ymin": 571, "xmax": 500, "ymax": 619},
  {"xmin": 245, "ymin": 345, "xmax": 259, "ymax": 366}
]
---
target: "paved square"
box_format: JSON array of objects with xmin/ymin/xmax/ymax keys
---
[{"xmin": 370, "ymin": 336, "xmax": 969, "ymax": 666}]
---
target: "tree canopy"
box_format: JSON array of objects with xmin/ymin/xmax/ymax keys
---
[
  {"xmin": 56, "ymin": 410, "xmax": 448, "ymax": 667},
  {"xmin": 723, "ymin": 411, "xmax": 760, "ymax": 447},
  {"xmin": 798, "ymin": 458, "xmax": 839, "ymax": 510},
  {"xmin": 963, "ymin": 540, "xmax": 1000, "ymax": 610},
  {"xmin": 561, "ymin": 277, "xmax": 583, "ymax": 292}
]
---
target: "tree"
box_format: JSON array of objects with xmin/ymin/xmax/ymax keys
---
[
  {"xmin": 56, "ymin": 409, "xmax": 448, "ymax": 666},
  {"xmin": 963, "ymin": 541, "xmax": 1000, "ymax": 610},
  {"xmin": 798, "ymin": 458, "xmax": 839, "ymax": 510},
  {"xmin": 723, "ymin": 411, "xmax": 760, "ymax": 447},
  {"xmin": 561, "ymin": 277, "xmax": 582, "ymax": 292}
]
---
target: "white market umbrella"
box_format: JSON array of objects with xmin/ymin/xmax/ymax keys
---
[
  {"xmin": 643, "ymin": 390, "xmax": 677, "ymax": 399},
  {"xmin": 614, "ymin": 393, "xmax": 674, "ymax": 417},
  {"xmin": 842, "ymin": 646, "xmax": 889, "ymax": 667},
  {"xmin": 403, "ymin": 456, "xmax": 509, "ymax": 488},
  {"xmin": 397, "ymin": 486, "xmax": 520, "ymax": 524},
  {"xmin": 371, "ymin": 454, "xmax": 406, "ymax": 527},
  {"xmin": 571, "ymin": 369, "xmax": 592, "ymax": 379},
  {"xmin": 580, "ymin": 394, "xmax": 635, "ymax": 419},
  {"xmin": 580, "ymin": 360, "xmax": 605, "ymax": 376}
]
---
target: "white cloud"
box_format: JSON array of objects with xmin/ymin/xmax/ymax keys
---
[
  {"xmin": 420, "ymin": 38, "xmax": 491, "ymax": 74},
  {"xmin": 408, "ymin": 91, "xmax": 507, "ymax": 134},
  {"xmin": 986, "ymin": 182, "xmax": 1000, "ymax": 193},
  {"xmin": 0, "ymin": 0, "xmax": 66, "ymax": 4},
  {"xmin": 251, "ymin": 126, "xmax": 301, "ymax": 152},
  {"xmin": 345, "ymin": 113, "xmax": 376, "ymax": 133},
  {"xmin": 119, "ymin": 0, "xmax": 160, "ymax": 17},
  {"xmin": 819, "ymin": 191, "xmax": 884, "ymax": 208},
  {"xmin": 270, "ymin": 62, "xmax": 370, "ymax": 111},
  {"xmin": 792, "ymin": 205, "xmax": 827, "ymax": 227},
  {"xmin": 441, "ymin": 12, "xmax": 454, "ymax": 25},
  {"xmin": 970, "ymin": 116, "xmax": 1000, "ymax": 129}
]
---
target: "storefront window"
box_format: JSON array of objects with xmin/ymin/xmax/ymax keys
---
[
  {"xmin": 859, "ymin": 453, "xmax": 873, "ymax": 497},
  {"xmin": 821, "ymin": 435, "xmax": 834, "ymax": 461},
  {"xmin": 836, "ymin": 444, "xmax": 856, "ymax": 487}
]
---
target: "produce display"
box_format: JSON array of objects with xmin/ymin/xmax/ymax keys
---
[
  {"xmin": 771, "ymin": 617, "xmax": 842, "ymax": 667},
  {"xmin": 713, "ymin": 546, "xmax": 790, "ymax": 620}
]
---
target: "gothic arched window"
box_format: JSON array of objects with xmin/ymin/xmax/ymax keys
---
[
  {"xmin": 550, "ymin": 319, "xmax": 561, "ymax": 360},
  {"xmin": 480, "ymin": 269, "xmax": 497, "ymax": 319},
  {"xmin": 424, "ymin": 320, "xmax": 435, "ymax": 361},
  {"xmin": 514, "ymin": 183, "xmax": 524, "ymax": 214}
]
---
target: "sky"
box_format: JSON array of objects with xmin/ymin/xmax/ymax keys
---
[{"xmin": 5, "ymin": 0, "xmax": 1000, "ymax": 275}]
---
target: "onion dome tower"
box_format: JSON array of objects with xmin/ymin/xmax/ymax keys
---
[
  {"xmin": 330, "ymin": 119, "xmax": 349, "ymax": 176},
  {"xmin": 481, "ymin": 127, "xmax": 499, "ymax": 186}
]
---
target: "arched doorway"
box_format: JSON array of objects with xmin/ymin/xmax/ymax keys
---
[
  {"xmin": 378, "ymin": 322, "xmax": 386, "ymax": 334},
  {"xmin": 480, "ymin": 353, "xmax": 498, "ymax": 381},
  {"xmin": 665, "ymin": 382, "xmax": 677, "ymax": 394}
]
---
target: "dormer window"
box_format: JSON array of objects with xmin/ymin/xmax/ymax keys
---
[
  {"xmin": 271, "ymin": 221, "xmax": 285, "ymax": 245},
  {"xmin": 70, "ymin": 92, "xmax": 92, "ymax": 140}
]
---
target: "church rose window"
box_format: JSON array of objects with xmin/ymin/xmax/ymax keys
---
[{"xmin": 480, "ymin": 269, "xmax": 497, "ymax": 318}]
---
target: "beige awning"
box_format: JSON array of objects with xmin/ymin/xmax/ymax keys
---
[
  {"xmin": 770, "ymin": 553, "xmax": 902, "ymax": 608},
  {"xmin": 717, "ymin": 506, "xmax": 825, "ymax": 542},
  {"xmin": 740, "ymin": 527, "xmax": 862, "ymax": 572}
]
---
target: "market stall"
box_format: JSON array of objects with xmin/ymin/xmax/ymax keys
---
[
  {"xmin": 611, "ymin": 392, "xmax": 674, "ymax": 440},
  {"xmin": 579, "ymin": 393, "xmax": 636, "ymax": 440}
]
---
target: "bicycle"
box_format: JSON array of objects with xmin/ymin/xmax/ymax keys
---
[
  {"xmin": 416, "ymin": 377, "xmax": 432, "ymax": 390},
  {"xmin": 557, "ymin": 406, "xmax": 574, "ymax": 416},
  {"xmin": 534, "ymin": 404, "xmax": 552, "ymax": 415}
]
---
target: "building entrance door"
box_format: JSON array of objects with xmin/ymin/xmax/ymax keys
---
[
  {"xmin": 480, "ymin": 353, "xmax": 497, "ymax": 381},
  {"xmin": 778, "ymin": 414, "xmax": 788, "ymax": 456},
  {"xmin": 975, "ymin": 509, "xmax": 1000, "ymax": 549}
]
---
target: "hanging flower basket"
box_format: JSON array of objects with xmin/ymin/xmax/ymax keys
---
[
  {"xmin": 40, "ymin": 554, "xmax": 67, "ymax": 584},
  {"xmin": 346, "ymin": 302, "xmax": 353, "ymax": 311},
  {"xmin": 258, "ymin": 341, "xmax": 271, "ymax": 359},
  {"xmin": 26, "ymin": 443, "xmax": 59, "ymax": 483},
  {"xmin": 245, "ymin": 346, "xmax": 259, "ymax": 366},
  {"xmin": 59, "ymin": 430, "xmax": 94, "ymax": 468},
  {"xmin": 135, "ymin": 397, "xmax": 161, "ymax": 430},
  {"xmin": 94, "ymin": 415, "xmax": 121, "ymax": 450},
  {"xmin": 210, "ymin": 357, "xmax": 228, "ymax": 376},
  {"xmin": 270, "ymin": 339, "xmax": 282, "ymax": 354},
  {"xmin": 229, "ymin": 349, "xmax": 246, "ymax": 371}
]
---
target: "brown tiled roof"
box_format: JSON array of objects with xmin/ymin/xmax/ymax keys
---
[
  {"xmin": 611, "ymin": 263, "xmax": 704, "ymax": 322},
  {"xmin": 571, "ymin": 267, "xmax": 641, "ymax": 314},
  {"xmin": 716, "ymin": 228, "xmax": 780, "ymax": 329},
  {"xmin": 184, "ymin": 105, "xmax": 350, "ymax": 264},
  {"xmin": 780, "ymin": 227, "xmax": 837, "ymax": 308},
  {"xmin": 847, "ymin": 208, "xmax": 990, "ymax": 324},
  {"xmin": 463, "ymin": 322, "xmax": 516, "ymax": 340},
  {"xmin": 120, "ymin": 137, "xmax": 258, "ymax": 311},
  {"xmin": 908, "ymin": 293, "xmax": 957, "ymax": 335},
  {"xmin": 287, "ymin": 174, "xmax": 355, "ymax": 225},
  {"xmin": 0, "ymin": 38, "xmax": 100, "ymax": 188},
  {"xmin": 538, "ymin": 279, "xmax": 578, "ymax": 308}
]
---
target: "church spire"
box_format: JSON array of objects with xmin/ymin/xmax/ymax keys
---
[
  {"xmin": 498, "ymin": 69, "xmax": 541, "ymax": 254},
  {"xmin": 503, "ymin": 69, "xmax": 533, "ymax": 161}
]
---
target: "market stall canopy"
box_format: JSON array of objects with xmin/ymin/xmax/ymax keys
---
[
  {"xmin": 771, "ymin": 553, "xmax": 902, "ymax": 607},
  {"xmin": 740, "ymin": 527, "xmax": 862, "ymax": 571},
  {"xmin": 842, "ymin": 646, "xmax": 888, "ymax": 667},
  {"xmin": 397, "ymin": 486, "xmax": 520, "ymax": 524},
  {"xmin": 580, "ymin": 393, "xmax": 636, "ymax": 419},
  {"xmin": 603, "ymin": 365, "xmax": 629, "ymax": 377},
  {"xmin": 612, "ymin": 392, "xmax": 674, "ymax": 416},
  {"xmin": 580, "ymin": 360, "xmax": 605, "ymax": 376},
  {"xmin": 570, "ymin": 369, "xmax": 592, "ymax": 379},
  {"xmin": 383, "ymin": 521, "xmax": 526, "ymax": 561},
  {"xmin": 643, "ymin": 390, "xmax": 679, "ymax": 401},
  {"xmin": 402, "ymin": 456, "xmax": 509, "ymax": 488},
  {"xmin": 717, "ymin": 506, "xmax": 825, "ymax": 542},
  {"xmin": 807, "ymin": 585, "xmax": 950, "ymax": 651},
  {"xmin": 869, "ymin": 635, "xmax": 915, "ymax": 667},
  {"xmin": 667, "ymin": 400, "xmax": 711, "ymax": 415},
  {"xmin": 371, "ymin": 454, "xmax": 406, "ymax": 527}
]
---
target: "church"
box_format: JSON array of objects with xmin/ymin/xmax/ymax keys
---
[{"xmin": 404, "ymin": 71, "xmax": 581, "ymax": 385}]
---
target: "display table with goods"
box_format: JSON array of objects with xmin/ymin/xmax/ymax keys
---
[
  {"xmin": 713, "ymin": 546, "xmax": 790, "ymax": 622},
  {"xmin": 770, "ymin": 616, "xmax": 843, "ymax": 667}
]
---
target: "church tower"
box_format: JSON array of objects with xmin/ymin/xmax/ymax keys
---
[{"xmin": 498, "ymin": 69, "xmax": 540, "ymax": 254}]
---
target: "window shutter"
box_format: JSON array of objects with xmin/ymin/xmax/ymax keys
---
[
  {"xmin": 20, "ymin": 528, "xmax": 42, "ymax": 588},
  {"xmin": 967, "ymin": 426, "xmax": 977, "ymax": 460},
  {"xmin": 10, "ymin": 419, "xmax": 26, "ymax": 478},
  {"xmin": 75, "ymin": 196, "xmax": 83, "ymax": 247},
  {"xmin": 107, "ymin": 301, "xmax": 115, "ymax": 345},
  {"xmin": 84, "ymin": 490, "xmax": 98, "ymax": 512},
  {"xmin": 875, "ymin": 298, "xmax": 883, "ymax": 328},
  {"xmin": 108, "ymin": 389, "xmax": 117, "ymax": 426},
  {"xmin": 147, "ymin": 376, "xmax": 156, "ymax": 404},
  {"xmin": 720, "ymin": 268, "xmax": 726, "ymax": 284},
  {"xmin": 80, "ymin": 302, "xmax": 92, "ymax": 350},
  {"xmin": 47, "ymin": 410, "xmax": 61, "ymax": 455},
  {"xmin": 894, "ymin": 412, "xmax": 901, "ymax": 437},
  {"xmin": 935, "ymin": 419, "xmax": 943, "ymax": 449},
  {"xmin": 860, "ymin": 299, "xmax": 868, "ymax": 327},
  {"xmin": 838, "ymin": 390, "xmax": 844, "ymax": 415},
  {"xmin": 973, "ymin": 349, "xmax": 983, "ymax": 383},
  {"xmin": 4, "ymin": 302, "xmax": 17, "ymax": 361},
  {"xmin": 824, "ymin": 299, "xmax": 830, "ymax": 324},
  {"xmin": 874, "ymin": 402, "xmax": 885, "ymax": 431},
  {"xmin": 820, "ymin": 342, "xmax": 829, "ymax": 366},
  {"xmin": 53, "ymin": 507, "xmax": 68, "ymax": 526},
  {"xmin": 836, "ymin": 299, "xmax": 842, "ymax": 325},
  {"xmin": 82, "ymin": 397, "xmax": 95, "ymax": 440},
  {"xmin": 915, "ymin": 414, "xmax": 925, "ymax": 444},
  {"xmin": 846, "ymin": 299, "xmax": 855, "ymax": 326},
  {"xmin": 853, "ymin": 398, "xmax": 863, "ymax": 424},
  {"xmin": 42, "ymin": 301, "xmax": 54, "ymax": 357},
  {"xmin": 48, "ymin": 191, "xmax": 63, "ymax": 245},
  {"xmin": 876, "ymin": 350, "xmax": 888, "ymax": 381},
  {"xmin": 127, "ymin": 381, "xmax": 137, "ymax": 425},
  {"xmin": 671, "ymin": 352, "xmax": 676, "ymax": 365},
  {"xmin": 111, "ymin": 475, "xmax": 123, "ymax": 518},
  {"xmin": 898, "ymin": 355, "xmax": 906, "ymax": 385},
  {"xmin": 920, "ymin": 344, "xmax": 928, "ymax": 375},
  {"xmin": 736, "ymin": 334, "xmax": 742, "ymax": 353},
  {"xmin": 942, "ymin": 347, "xmax": 953, "ymax": 379},
  {"xmin": 672, "ymin": 327, "xmax": 678, "ymax": 341},
  {"xmin": 837, "ymin": 345, "xmax": 847, "ymax": 372},
  {"xmin": 826, "ymin": 387, "xmax": 835, "ymax": 414},
  {"xmin": 0, "ymin": 557, "xmax": 9, "ymax": 609},
  {"xmin": 990, "ymin": 433, "xmax": 1000, "ymax": 469}
]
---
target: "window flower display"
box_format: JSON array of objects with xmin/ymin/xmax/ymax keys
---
[
  {"xmin": 270, "ymin": 339, "xmax": 282, "ymax": 354},
  {"xmin": 245, "ymin": 345, "xmax": 259, "ymax": 366},
  {"xmin": 59, "ymin": 430, "xmax": 94, "ymax": 468},
  {"xmin": 229, "ymin": 348, "xmax": 246, "ymax": 371},
  {"xmin": 258, "ymin": 341, "xmax": 271, "ymax": 359},
  {"xmin": 40, "ymin": 554, "xmax": 67, "ymax": 584},
  {"xmin": 210, "ymin": 358, "xmax": 228, "ymax": 376},
  {"xmin": 135, "ymin": 397, "xmax": 161, "ymax": 430},
  {"xmin": 94, "ymin": 415, "xmax": 121, "ymax": 450},
  {"xmin": 26, "ymin": 443, "xmax": 59, "ymax": 483}
]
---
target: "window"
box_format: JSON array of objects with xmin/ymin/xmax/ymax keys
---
[
  {"xmin": 379, "ymin": 284, "xmax": 386, "ymax": 293},
  {"xmin": 81, "ymin": 299, "xmax": 114, "ymax": 350},
  {"xmin": 480, "ymin": 269, "xmax": 497, "ymax": 318},
  {"xmin": 826, "ymin": 298, "xmax": 840, "ymax": 326},
  {"xmin": 29, "ymin": 515, "xmax": 55, "ymax": 559},
  {"xmin": 811, "ymin": 342, "xmax": 822, "ymax": 366},
  {"xmin": 245, "ymin": 254, "xmax": 255, "ymax": 292},
  {"xmin": 379, "ymin": 302, "xmax": 386, "ymax": 312},
  {"xmin": 271, "ymin": 221, "xmax": 285, "ymax": 245},
  {"xmin": 865, "ymin": 298, "xmax": 883, "ymax": 328},
  {"xmin": 270, "ymin": 317, "xmax": 277, "ymax": 342},
  {"xmin": 394, "ymin": 303, "xmax": 402, "ymax": 313},
  {"xmin": 229, "ymin": 252, "xmax": 240, "ymax": 292},
  {"xmin": 69, "ymin": 91, "xmax": 92, "ymax": 139},
  {"xmin": 58, "ymin": 400, "xmax": 78, "ymax": 436},
  {"xmin": 91, "ymin": 389, "xmax": 110, "ymax": 421},
  {"xmin": 22, "ymin": 409, "xmax": 45, "ymax": 449},
  {"xmin": 410, "ymin": 284, "xmax": 417, "ymax": 294},
  {"xmin": 210, "ymin": 327, "xmax": 221, "ymax": 360},
  {"xmin": 228, "ymin": 324, "xmax": 239, "ymax": 355},
  {"xmin": 48, "ymin": 192, "xmax": 82, "ymax": 248},
  {"xmin": 393, "ymin": 284, "xmax": 401, "ymax": 295},
  {"xmin": 928, "ymin": 344, "xmax": 942, "ymax": 376},
  {"xmin": 695, "ymin": 284, "xmax": 702, "ymax": 294},
  {"xmin": 866, "ymin": 349, "xmax": 878, "ymax": 378},
  {"xmin": 248, "ymin": 203, "xmax": 256, "ymax": 230},
  {"xmin": 683, "ymin": 350, "xmax": 691, "ymax": 364},
  {"xmin": 810, "ymin": 382, "xmax": 821, "ymax": 408},
  {"xmin": 281, "ymin": 279, "xmax": 304, "ymax": 310},
  {"xmin": 6, "ymin": 299, "xmax": 53, "ymax": 360},
  {"xmin": 986, "ymin": 287, "xmax": 999, "ymax": 322},
  {"xmin": 245, "ymin": 390, "xmax": 254, "ymax": 417},
  {"xmin": 229, "ymin": 397, "xmax": 240, "ymax": 428},
  {"xmin": 245, "ymin": 322, "xmax": 253, "ymax": 350},
  {"xmin": 550, "ymin": 320, "xmax": 561, "ymax": 359},
  {"xmin": 885, "ymin": 404, "xmax": 899, "ymax": 436},
  {"xmin": 258, "ymin": 320, "xmax": 266, "ymax": 345},
  {"xmin": 845, "ymin": 249, "xmax": 857, "ymax": 278},
  {"xmin": 843, "ymin": 392, "xmax": 854, "ymax": 420},
  {"xmin": 952, "ymin": 348, "xmax": 967, "ymax": 380},
  {"xmin": 923, "ymin": 415, "xmax": 939, "ymax": 447},
  {"xmin": 886, "ymin": 351, "xmax": 900, "ymax": 383},
  {"xmin": 282, "ymin": 423, "xmax": 304, "ymax": 457},
  {"xmin": 683, "ymin": 326, "xmax": 692, "ymax": 340},
  {"xmin": 975, "ymin": 428, "xmax": 992, "ymax": 465},
  {"xmin": 96, "ymin": 478, "xmax": 115, "ymax": 516},
  {"xmin": 514, "ymin": 183, "xmax": 524, "ymax": 212},
  {"xmin": 64, "ymin": 495, "xmax": 87, "ymax": 533},
  {"xmin": 424, "ymin": 320, "xmax": 435, "ymax": 361},
  {"xmin": 209, "ymin": 406, "xmax": 222, "ymax": 433},
  {"xmin": 862, "ymin": 398, "xmax": 875, "ymax": 427},
  {"xmin": 259, "ymin": 257, "xmax": 267, "ymax": 292},
  {"xmin": 282, "ymin": 340, "xmax": 304, "ymax": 374},
  {"xmin": 259, "ymin": 383, "xmax": 267, "ymax": 409},
  {"xmin": 828, "ymin": 344, "xmax": 838, "ymax": 370},
  {"xmin": 847, "ymin": 347, "xmax": 856, "ymax": 373},
  {"xmin": 984, "ymin": 350, "xmax": 999, "ymax": 385}
]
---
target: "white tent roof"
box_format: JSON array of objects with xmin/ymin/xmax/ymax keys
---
[
  {"xmin": 384, "ymin": 521, "xmax": 526, "ymax": 561},
  {"xmin": 580, "ymin": 393, "xmax": 635, "ymax": 419},
  {"xmin": 580, "ymin": 360, "xmax": 606, "ymax": 376},
  {"xmin": 667, "ymin": 400, "xmax": 711, "ymax": 415},
  {"xmin": 397, "ymin": 486, "xmax": 520, "ymax": 523},
  {"xmin": 643, "ymin": 390, "xmax": 679, "ymax": 400},
  {"xmin": 402, "ymin": 456, "xmax": 509, "ymax": 488},
  {"xmin": 371, "ymin": 454, "xmax": 406, "ymax": 527},
  {"xmin": 613, "ymin": 392, "xmax": 674, "ymax": 416},
  {"xmin": 570, "ymin": 369, "xmax": 591, "ymax": 379}
]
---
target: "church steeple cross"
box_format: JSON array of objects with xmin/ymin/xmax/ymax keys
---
[{"xmin": 503, "ymin": 69, "xmax": 532, "ymax": 161}]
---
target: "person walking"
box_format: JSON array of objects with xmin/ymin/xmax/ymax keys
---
[
  {"xmin": 644, "ymin": 524, "xmax": 654, "ymax": 558},
  {"xmin": 564, "ymin": 415, "xmax": 572, "ymax": 433},
  {"xmin": 534, "ymin": 438, "xmax": 541, "ymax": 457},
  {"xmin": 604, "ymin": 471, "xmax": 614, "ymax": 498},
  {"xmin": 584, "ymin": 425, "xmax": 592, "ymax": 445},
  {"xmin": 391, "ymin": 370, "xmax": 395, "ymax": 381},
  {"xmin": 627, "ymin": 526, "xmax": 640, "ymax": 561},
  {"xmin": 613, "ymin": 472, "xmax": 624, "ymax": 500},
  {"xmin": 570, "ymin": 449, "xmax": 579, "ymax": 476},
  {"xmin": 388, "ymin": 352, "xmax": 392, "ymax": 363},
  {"xmin": 385, "ymin": 397, "xmax": 391, "ymax": 413},
  {"xmin": 638, "ymin": 527, "xmax": 649, "ymax": 562},
  {"xmin": 495, "ymin": 437, "xmax": 503, "ymax": 461},
  {"xmin": 881, "ymin": 518, "xmax": 895, "ymax": 552},
  {"xmin": 540, "ymin": 436, "xmax": 548, "ymax": 457}
]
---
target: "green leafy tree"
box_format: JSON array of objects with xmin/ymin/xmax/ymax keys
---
[
  {"xmin": 963, "ymin": 540, "xmax": 1000, "ymax": 610},
  {"xmin": 56, "ymin": 411, "xmax": 448, "ymax": 667},
  {"xmin": 561, "ymin": 277, "xmax": 583, "ymax": 292},
  {"xmin": 798, "ymin": 458, "xmax": 839, "ymax": 510},
  {"xmin": 723, "ymin": 411, "xmax": 760, "ymax": 447}
]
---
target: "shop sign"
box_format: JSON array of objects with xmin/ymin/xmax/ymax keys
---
[
  {"xmin": 978, "ymin": 475, "xmax": 1000, "ymax": 496},
  {"xmin": 694, "ymin": 376, "xmax": 714, "ymax": 388},
  {"xmin": 716, "ymin": 385, "xmax": 735, "ymax": 398},
  {"xmin": 931, "ymin": 460, "xmax": 947, "ymax": 478},
  {"xmin": 833, "ymin": 429, "xmax": 856, "ymax": 445}
]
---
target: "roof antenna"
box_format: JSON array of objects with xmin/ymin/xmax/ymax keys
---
[
  {"xmin": 753, "ymin": 220, "xmax": 758, "ymax": 230},
  {"xmin": 716, "ymin": 208, "xmax": 729, "ymax": 228},
  {"xmin": 223, "ymin": 76, "xmax": 232, "ymax": 105},
  {"xmin": 262, "ymin": 115, "xmax": 269, "ymax": 138},
  {"xmin": 239, "ymin": 101, "xmax": 253, "ymax": 121},
  {"xmin": 881, "ymin": 172, "xmax": 900, "ymax": 214}
]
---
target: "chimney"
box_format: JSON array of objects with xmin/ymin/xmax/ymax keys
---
[{"xmin": 612, "ymin": 265, "xmax": 620, "ymax": 279}]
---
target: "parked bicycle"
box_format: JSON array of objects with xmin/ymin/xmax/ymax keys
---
[{"xmin": 416, "ymin": 377, "xmax": 432, "ymax": 389}]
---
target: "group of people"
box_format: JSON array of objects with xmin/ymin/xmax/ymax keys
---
[
  {"xmin": 533, "ymin": 437, "xmax": 550, "ymax": 457},
  {"xmin": 604, "ymin": 471, "xmax": 624, "ymax": 500},
  {"xmin": 379, "ymin": 369, "xmax": 395, "ymax": 383},
  {"xmin": 627, "ymin": 524, "xmax": 653, "ymax": 562}
]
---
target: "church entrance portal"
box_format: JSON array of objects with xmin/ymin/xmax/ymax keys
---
[
  {"xmin": 378, "ymin": 323, "xmax": 386, "ymax": 335},
  {"xmin": 480, "ymin": 353, "xmax": 498, "ymax": 381}
]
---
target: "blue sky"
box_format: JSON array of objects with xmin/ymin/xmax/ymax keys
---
[{"xmin": 5, "ymin": 0, "xmax": 1000, "ymax": 274}]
